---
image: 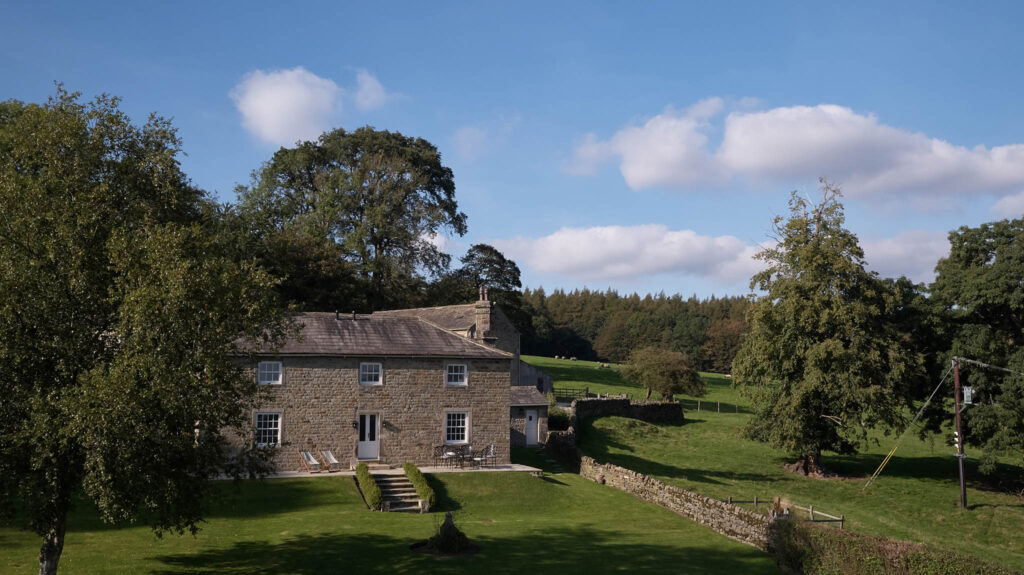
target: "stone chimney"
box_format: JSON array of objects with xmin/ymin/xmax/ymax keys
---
[{"xmin": 474, "ymin": 286, "xmax": 491, "ymax": 340}]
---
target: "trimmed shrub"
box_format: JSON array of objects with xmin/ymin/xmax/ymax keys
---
[
  {"xmin": 355, "ymin": 463, "xmax": 382, "ymax": 510},
  {"xmin": 404, "ymin": 462, "xmax": 437, "ymax": 508}
]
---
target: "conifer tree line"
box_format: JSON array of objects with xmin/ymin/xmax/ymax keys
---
[{"xmin": 519, "ymin": 288, "xmax": 749, "ymax": 371}]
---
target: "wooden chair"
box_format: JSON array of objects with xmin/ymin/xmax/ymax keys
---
[
  {"xmin": 319, "ymin": 450, "xmax": 341, "ymax": 472},
  {"xmin": 299, "ymin": 451, "xmax": 321, "ymax": 473}
]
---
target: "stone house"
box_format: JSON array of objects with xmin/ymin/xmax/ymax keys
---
[{"xmin": 247, "ymin": 292, "xmax": 550, "ymax": 470}]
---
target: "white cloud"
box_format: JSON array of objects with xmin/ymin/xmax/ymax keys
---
[
  {"xmin": 494, "ymin": 224, "xmax": 765, "ymax": 285},
  {"xmin": 230, "ymin": 67, "xmax": 342, "ymax": 146},
  {"xmin": 454, "ymin": 126, "xmax": 488, "ymax": 161},
  {"xmin": 563, "ymin": 98, "xmax": 726, "ymax": 187},
  {"xmin": 861, "ymin": 230, "xmax": 949, "ymax": 283},
  {"xmin": 991, "ymin": 190, "xmax": 1024, "ymax": 218},
  {"xmin": 571, "ymin": 100, "xmax": 1024, "ymax": 203},
  {"xmin": 353, "ymin": 70, "xmax": 393, "ymax": 111}
]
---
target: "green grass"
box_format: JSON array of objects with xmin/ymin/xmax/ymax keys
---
[
  {"xmin": 523, "ymin": 354, "xmax": 741, "ymax": 406},
  {"xmin": 0, "ymin": 456, "xmax": 781, "ymax": 574},
  {"xmin": 520, "ymin": 354, "xmax": 1024, "ymax": 571}
]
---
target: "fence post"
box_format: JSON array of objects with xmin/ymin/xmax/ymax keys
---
[
  {"xmin": 697, "ymin": 400, "xmax": 701, "ymax": 411},
  {"xmin": 809, "ymin": 505, "xmax": 814, "ymax": 520},
  {"xmin": 754, "ymin": 495, "xmax": 758, "ymax": 508},
  {"xmin": 717, "ymin": 402, "xmax": 720, "ymax": 413},
  {"xmin": 728, "ymin": 496, "xmax": 732, "ymax": 504},
  {"xmin": 840, "ymin": 515, "xmax": 844, "ymax": 530}
]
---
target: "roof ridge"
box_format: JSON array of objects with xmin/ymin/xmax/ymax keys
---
[{"xmin": 414, "ymin": 316, "xmax": 514, "ymax": 358}]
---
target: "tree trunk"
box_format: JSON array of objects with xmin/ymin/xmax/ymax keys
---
[
  {"xmin": 645, "ymin": 387, "xmax": 652, "ymax": 401},
  {"xmin": 785, "ymin": 451, "xmax": 826, "ymax": 477},
  {"xmin": 38, "ymin": 515, "xmax": 66, "ymax": 575}
]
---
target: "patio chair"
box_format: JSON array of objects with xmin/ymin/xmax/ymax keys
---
[
  {"xmin": 439, "ymin": 445, "xmax": 459, "ymax": 468},
  {"xmin": 299, "ymin": 450, "xmax": 321, "ymax": 473},
  {"xmin": 319, "ymin": 450, "xmax": 341, "ymax": 472},
  {"xmin": 472, "ymin": 444, "xmax": 496, "ymax": 468}
]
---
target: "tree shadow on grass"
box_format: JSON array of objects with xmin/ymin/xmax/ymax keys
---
[
  {"xmin": 426, "ymin": 474, "xmax": 462, "ymax": 512},
  {"xmin": 151, "ymin": 526, "xmax": 779, "ymax": 575}
]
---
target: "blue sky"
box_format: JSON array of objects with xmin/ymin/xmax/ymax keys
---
[{"xmin": 4, "ymin": 1, "xmax": 1023, "ymax": 297}]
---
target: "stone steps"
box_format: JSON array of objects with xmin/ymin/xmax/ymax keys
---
[{"xmin": 373, "ymin": 473, "xmax": 423, "ymax": 513}]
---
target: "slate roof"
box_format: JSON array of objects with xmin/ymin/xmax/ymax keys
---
[
  {"xmin": 510, "ymin": 386, "xmax": 549, "ymax": 406},
  {"xmin": 372, "ymin": 304, "xmax": 478, "ymax": 331},
  {"xmin": 262, "ymin": 312, "xmax": 512, "ymax": 359}
]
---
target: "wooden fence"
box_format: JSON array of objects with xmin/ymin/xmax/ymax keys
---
[
  {"xmin": 678, "ymin": 398, "xmax": 748, "ymax": 414},
  {"xmin": 723, "ymin": 496, "xmax": 845, "ymax": 529},
  {"xmin": 552, "ymin": 386, "xmax": 590, "ymax": 403}
]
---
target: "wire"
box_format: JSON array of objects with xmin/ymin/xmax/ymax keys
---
[
  {"xmin": 953, "ymin": 356, "xmax": 1021, "ymax": 375},
  {"xmin": 862, "ymin": 364, "xmax": 954, "ymax": 491}
]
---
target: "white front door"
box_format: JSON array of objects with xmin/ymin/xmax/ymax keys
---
[
  {"xmin": 358, "ymin": 413, "xmax": 379, "ymax": 459},
  {"xmin": 525, "ymin": 409, "xmax": 538, "ymax": 446}
]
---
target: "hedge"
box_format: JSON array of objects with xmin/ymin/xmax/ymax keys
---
[
  {"xmin": 773, "ymin": 520, "xmax": 1019, "ymax": 575},
  {"xmin": 355, "ymin": 463, "xmax": 382, "ymax": 510},
  {"xmin": 403, "ymin": 462, "xmax": 437, "ymax": 508}
]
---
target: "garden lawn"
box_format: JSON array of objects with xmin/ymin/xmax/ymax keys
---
[{"xmin": 0, "ymin": 456, "xmax": 781, "ymax": 574}]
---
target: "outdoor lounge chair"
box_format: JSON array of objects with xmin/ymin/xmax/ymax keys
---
[
  {"xmin": 320, "ymin": 450, "xmax": 341, "ymax": 472},
  {"xmin": 299, "ymin": 450, "xmax": 322, "ymax": 473}
]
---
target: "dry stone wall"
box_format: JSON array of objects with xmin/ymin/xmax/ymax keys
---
[
  {"xmin": 581, "ymin": 456, "xmax": 777, "ymax": 551},
  {"xmin": 571, "ymin": 398, "xmax": 683, "ymax": 424},
  {"xmin": 243, "ymin": 356, "xmax": 512, "ymax": 470}
]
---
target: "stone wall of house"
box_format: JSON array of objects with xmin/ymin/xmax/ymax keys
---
[
  {"xmin": 580, "ymin": 456, "xmax": 777, "ymax": 551},
  {"xmin": 518, "ymin": 361, "xmax": 554, "ymax": 393},
  {"xmin": 510, "ymin": 405, "xmax": 549, "ymax": 447},
  {"xmin": 571, "ymin": 398, "xmax": 684, "ymax": 424},
  {"xmin": 243, "ymin": 356, "xmax": 512, "ymax": 470}
]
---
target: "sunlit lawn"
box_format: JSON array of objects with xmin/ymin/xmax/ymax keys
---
[
  {"xmin": 520, "ymin": 356, "xmax": 1024, "ymax": 571},
  {"xmin": 0, "ymin": 454, "xmax": 780, "ymax": 574}
]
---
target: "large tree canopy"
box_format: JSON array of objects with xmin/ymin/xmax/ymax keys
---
[
  {"xmin": 619, "ymin": 347, "xmax": 704, "ymax": 401},
  {"xmin": 732, "ymin": 185, "xmax": 922, "ymax": 475},
  {"xmin": 0, "ymin": 90, "xmax": 286, "ymax": 574},
  {"xmin": 931, "ymin": 218, "xmax": 1024, "ymax": 474},
  {"xmin": 238, "ymin": 126, "xmax": 467, "ymax": 311}
]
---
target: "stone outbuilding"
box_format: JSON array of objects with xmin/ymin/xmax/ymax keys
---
[{"xmin": 510, "ymin": 386, "xmax": 549, "ymax": 447}]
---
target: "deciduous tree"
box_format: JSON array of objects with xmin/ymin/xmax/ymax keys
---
[
  {"xmin": 620, "ymin": 347, "xmax": 704, "ymax": 401},
  {"xmin": 0, "ymin": 90, "xmax": 287, "ymax": 574},
  {"xmin": 930, "ymin": 218, "xmax": 1024, "ymax": 475},
  {"xmin": 732, "ymin": 184, "xmax": 921, "ymax": 475},
  {"xmin": 238, "ymin": 127, "xmax": 467, "ymax": 310}
]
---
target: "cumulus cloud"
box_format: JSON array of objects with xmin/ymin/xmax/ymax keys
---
[
  {"xmin": 353, "ymin": 70, "xmax": 393, "ymax": 111},
  {"xmin": 860, "ymin": 230, "xmax": 949, "ymax": 283},
  {"xmin": 991, "ymin": 190, "xmax": 1024, "ymax": 218},
  {"xmin": 494, "ymin": 224, "xmax": 765, "ymax": 285},
  {"xmin": 570, "ymin": 100, "xmax": 1024, "ymax": 202},
  {"xmin": 563, "ymin": 98, "xmax": 727, "ymax": 187},
  {"xmin": 454, "ymin": 126, "xmax": 488, "ymax": 160},
  {"xmin": 230, "ymin": 67, "xmax": 342, "ymax": 145}
]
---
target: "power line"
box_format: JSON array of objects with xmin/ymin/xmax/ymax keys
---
[{"xmin": 863, "ymin": 364, "xmax": 953, "ymax": 491}]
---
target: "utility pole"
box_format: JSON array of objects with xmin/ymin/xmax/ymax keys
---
[{"xmin": 953, "ymin": 357, "xmax": 967, "ymax": 509}]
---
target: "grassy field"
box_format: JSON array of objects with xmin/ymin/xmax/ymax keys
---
[
  {"xmin": 0, "ymin": 452, "xmax": 780, "ymax": 574},
  {"xmin": 522, "ymin": 355, "xmax": 1024, "ymax": 570}
]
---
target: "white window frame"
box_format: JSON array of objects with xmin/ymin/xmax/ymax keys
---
[
  {"xmin": 444, "ymin": 411, "xmax": 469, "ymax": 444},
  {"xmin": 254, "ymin": 412, "xmax": 281, "ymax": 447},
  {"xmin": 446, "ymin": 363, "xmax": 468, "ymax": 386},
  {"xmin": 257, "ymin": 361, "xmax": 282, "ymax": 385},
  {"xmin": 360, "ymin": 362, "xmax": 383, "ymax": 386}
]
